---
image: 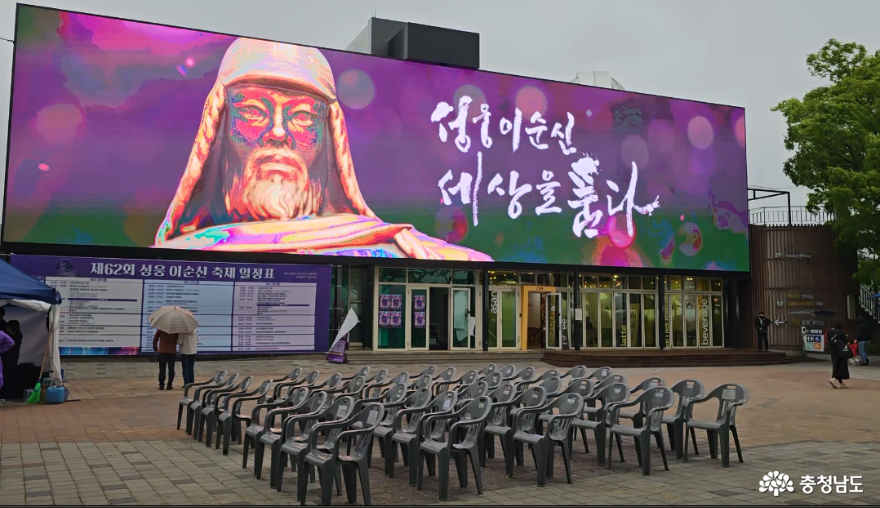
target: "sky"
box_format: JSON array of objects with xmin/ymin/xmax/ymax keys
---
[{"xmin": 1, "ymin": 0, "xmax": 879, "ymax": 226}]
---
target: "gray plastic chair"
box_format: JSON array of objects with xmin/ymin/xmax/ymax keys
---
[
  {"xmin": 540, "ymin": 378, "xmax": 592, "ymax": 425},
  {"xmin": 392, "ymin": 391, "xmax": 458, "ymax": 486},
  {"xmin": 300, "ymin": 402, "xmax": 385, "ymax": 506},
  {"xmin": 515, "ymin": 369, "xmax": 559, "ymax": 393},
  {"xmin": 354, "ymin": 383, "xmax": 407, "ymax": 468},
  {"xmin": 498, "ymin": 364, "xmax": 517, "ymax": 381},
  {"xmin": 270, "ymin": 369, "xmax": 316, "ymax": 403},
  {"xmin": 663, "ymin": 379, "xmax": 705, "ymax": 459},
  {"xmin": 418, "ymin": 396, "xmax": 492, "ymax": 501},
  {"xmin": 188, "ymin": 373, "xmax": 236, "ymax": 435},
  {"xmin": 365, "ymin": 369, "xmax": 390, "ymax": 385},
  {"xmin": 455, "ymin": 380, "xmax": 489, "ymax": 411},
  {"xmin": 684, "ymin": 383, "xmax": 748, "ymax": 467},
  {"xmin": 179, "ymin": 371, "xmax": 226, "ymax": 431},
  {"xmin": 409, "ymin": 365, "xmax": 437, "ymax": 380},
  {"xmin": 255, "ymin": 392, "xmax": 328, "ymax": 481},
  {"xmin": 243, "ymin": 387, "xmax": 310, "ymax": 468},
  {"xmin": 512, "ymin": 393, "xmax": 584, "ymax": 485},
  {"xmin": 510, "ymin": 366, "xmax": 537, "ymax": 388},
  {"xmin": 341, "ymin": 366, "xmax": 371, "ymax": 384},
  {"xmin": 482, "ymin": 385, "xmax": 546, "ymax": 476},
  {"xmin": 360, "ymin": 370, "xmax": 390, "ymax": 397},
  {"xmin": 267, "ymin": 368, "xmax": 303, "ymax": 401},
  {"xmin": 586, "ymin": 366, "xmax": 613, "ymax": 381},
  {"xmin": 198, "ymin": 376, "xmax": 250, "ymax": 443},
  {"xmin": 270, "ymin": 394, "xmax": 343, "ymax": 491},
  {"xmin": 335, "ymin": 376, "xmax": 367, "ymax": 400},
  {"xmin": 477, "ymin": 363, "xmax": 497, "ymax": 378},
  {"xmin": 607, "ymin": 386, "xmax": 674, "ymax": 475},
  {"xmin": 375, "ymin": 387, "xmax": 432, "ymax": 476},
  {"xmin": 484, "ymin": 371, "xmax": 504, "ymax": 392},
  {"xmin": 278, "ymin": 396, "xmax": 357, "ymax": 496},
  {"xmin": 407, "ymin": 373, "xmax": 433, "ymax": 394},
  {"xmin": 216, "ymin": 379, "xmax": 271, "ymax": 453},
  {"xmin": 432, "ymin": 367, "xmax": 457, "ymax": 388},
  {"xmin": 596, "ymin": 374, "xmax": 628, "ymax": 390},
  {"xmin": 437, "ymin": 369, "xmax": 476, "ymax": 395},
  {"xmin": 561, "ymin": 365, "xmax": 588, "ymax": 380},
  {"xmin": 312, "ymin": 373, "xmax": 345, "ymax": 397},
  {"xmin": 617, "ymin": 377, "xmax": 665, "ymax": 427},
  {"xmin": 570, "ymin": 382, "xmax": 629, "ymax": 465}
]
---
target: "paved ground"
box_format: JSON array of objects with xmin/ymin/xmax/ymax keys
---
[{"xmin": 1, "ymin": 357, "xmax": 879, "ymax": 505}]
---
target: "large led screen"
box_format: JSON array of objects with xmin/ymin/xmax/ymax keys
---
[{"xmin": 3, "ymin": 5, "xmax": 749, "ymax": 271}]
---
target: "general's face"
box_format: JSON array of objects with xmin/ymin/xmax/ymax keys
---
[{"xmin": 225, "ymin": 84, "xmax": 328, "ymax": 221}]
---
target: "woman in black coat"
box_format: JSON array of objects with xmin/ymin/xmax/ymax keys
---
[{"xmin": 828, "ymin": 321, "xmax": 852, "ymax": 389}]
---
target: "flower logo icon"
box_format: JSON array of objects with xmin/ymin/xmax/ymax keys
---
[{"xmin": 759, "ymin": 471, "xmax": 795, "ymax": 496}]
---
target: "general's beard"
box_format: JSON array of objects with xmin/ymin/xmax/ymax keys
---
[{"xmin": 227, "ymin": 148, "xmax": 323, "ymax": 222}]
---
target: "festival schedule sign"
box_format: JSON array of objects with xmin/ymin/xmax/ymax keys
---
[
  {"xmin": 3, "ymin": 5, "xmax": 749, "ymax": 271},
  {"xmin": 10, "ymin": 254, "xmax": 331, "ymax": 355}
]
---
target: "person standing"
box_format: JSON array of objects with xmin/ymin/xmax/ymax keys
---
[
  {"xmin": 152, "ymin": 329, "xmax": 179, "ymax": 390},
  {"xmin": 177, "ymin": 330, "xmax": 198, "ymax": 386},
  {"xmin": 0, "ymin": 307, "xmax": 7, "ymax": 333},
  {"xmin": 0, "ymin": 321, "xmax": 23, "ymax": 400},
  {"xmin": 855, "ymin": 313, "xmax": 872, "ymax": 366},
  {"xmin": 828, "ymin": 321, "xmax": 853, "ymax": 389},
  {"xmin": 0, "ymin": 331, "xmax": 15, "ymax": 395},
  {"xmin": 754, "ymin": 311, "xmax": 771, "ymax": 351}
]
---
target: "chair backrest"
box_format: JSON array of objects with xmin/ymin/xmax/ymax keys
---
[
  {"xmin": 355, "ymin": 366, "xmax": 371, "ymax": 379},
  {"xmin": 391, "ymin": 372, "xmax": 410, "ymax": 385},
  {"xmin": 304, "ymin": 370, "xmax": 321, "ymax": 386},
  {"xmin": 587, "ymin": 366, "xmax": 612, "ymax": 381},
  {"xmin": 420, "ymin": 391, "xmax": 459, "ymax": 437},
  {"xmin": 380, "ymin": 387, "xmax": 430, "ymax": 427},
  {"xmin": 435, "ymin": 367, "xmax": 456, "ymax": 383},
  {"xmin": 546, "ymin": 393, "xmax": 585, "ymax": 440},
  {"xmin": 515, "ymin": 386, "xmax": 547, "ymax": 433},
  {"xmin": 456, "ymin": 396, "xmax": 492, "ymax": 446},
  {"xmin": 225, "ymin": 374, "xmax": 240, "ymax": 387},
  {"xmin": 499, "ymin": 364, "xmax": 517, "ymax": 380},
  {"xmin": 564, "ymin": 377, "xmax": 593, "ymax": 398},
  {"xmin": 237, "ymin": 376, "xmax": 254, "ymax": 392},
  {"xmin": 631, "ymin": 377, "xmax": 665, "ymax": 394},
  {"xmin": 478, "ymin": 363, "xmax": 497, "ymax": 377},
  {"xmin": 516, "ymin": 366, "xmax": 536, "ymax": 382},
  {"xmin": 563, "ymin": 365, "xmax": 588, "ymax": 379},
  {"xmin": 305, "ymin": 392, "xmax": 331, "ymax": 414},
  {"xmin": 597, "ymin": 374, "xmax": 626, "ymax": 389},
  {"xmin": 288, "ymin": 387, "xmax": 310, "ymax": 407},
  {"xmin": 370, "ymin": 369, "xmax": 389, "ymax": 384},
  {"xmin": 411, "ymin": 373, "xmax": 432, "ymax": 391},
  {"xmin": 344, "ymin": 376, "xmax": 366, "ymax": 396},
  {"xmin": 538, "ymin": 369, "xmax": 560, "ymax": 381},
  {"xmin": 485, "ymin": 371, "xmax": 503, "ymax": 391},
  {"xmin": 460, "ymin": 380, "xmax": 489, "ymax": 401},
  {"xmin": 539, "ymin": 376, "xmax": 563, "ymax": 396},
  {"xmin": 214, "ymin": 371, "xmax": 228, "ymax": 383},
  {"xmin": 311, "ymin": 396, "xmax": 356, "ymax": 446},
  {"xmin": 670, "ymin": 379, "xmax": 704, "ymax": 418},
  {"xmin": 255, "ymin": 379, "xmax": 271, "ymax": 396},
  {"xmin": 346, "ymin": 403, "xmax": 386, "ymax": 460},
  {"xmin": 286, "ymin": 367, "xmax": 303, "ymax": 382},
  {"xmin": 384, "ymin": 383, "xmax": 408, "ymax": 405},
  {"xmin": 327, "ymin": 373, "xmax": 344, "ymax": 389},
  {"xmin": 414, "ymin": 365, "xmax": 437, "ymax": 378},
  {"xmin": 459, "ymin": 370, "xmax": 478, "ymax": 387},
  {"xmin": 635, "ymin": 386, "xmax": 674, "ymax": 431},
  {"xmin": 709, "ymin": 383, "xmax": 748, "ymax": 424},
  {"xmin": 487, "ymin": 383, "xmax": 517, "ymax": 426}
]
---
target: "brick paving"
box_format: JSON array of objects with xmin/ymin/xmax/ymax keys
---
[{"xmin": 1, "ymin": 358, "xmax": 879, "ymax": 505}]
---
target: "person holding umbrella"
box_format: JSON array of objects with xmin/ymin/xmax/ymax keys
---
[{"xmin": 150, "ymin": 306, "xmax": 199, "ymax": 391}]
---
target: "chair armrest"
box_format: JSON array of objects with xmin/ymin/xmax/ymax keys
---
[
  {"xmin": 250, "ymin": 400, "xmax": 286, "ymax": 423},
  {"xmin": 183, "ymin": 378, "xmax": 212, "ymax": 397},
  {"xmin": 606, "ymin": 399, "xmax": 640, "ymax": 423},
  {"xmin": 264, "ymin": 406, "xmax": 300, "ymax": 429},
  {"xmin": 272, "ymin": 380, "xmax": 305, "ymax": 399},
  {"xmin": 682, "ymin": 395, "xmax": 714, "ymax": 420},
  {"xmin": 420, "ymin": 407, "xmax": 465, "ymax": 439},
  {"xmin": 433, "ymin": 379, "xmax": 458, "ymax": 393},
  {"xmin": 448, "ymin": 416, "xmax": 486, "ymax": 441},
  {"xmin": 513, "ymin": 404, "xmax": 549, "ymax": 431},
  {"xmin": 231, "ymin": 394, "xmax": 264, "ymax": 413},
  {"xmin": 281, "ymin": 410, "xmax": 323, "ymax": 440},
  {"xmin": 543, "ymin": 413, "xmax": 577, "ymax": 434},
  {"xmin": 308, "ymin": 418, "xmax": 351, "ymax": 450}
]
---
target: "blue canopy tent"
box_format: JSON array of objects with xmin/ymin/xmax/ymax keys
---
[{"xmin": 0, "ymin": 259, "xmax": 63, "ymax": 386}]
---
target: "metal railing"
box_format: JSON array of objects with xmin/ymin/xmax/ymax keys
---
[
  {"xmin": 749, "ymin": 206, "xmax": 835, "ymax": 226},
  {"xmin": 859, "ymin": 283, "xmax": 879, "ymax": 320}
]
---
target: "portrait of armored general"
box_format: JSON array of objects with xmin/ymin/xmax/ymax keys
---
[{"xmin": 154, "ymin": 38, "xmax": 491, "ymax": 261}]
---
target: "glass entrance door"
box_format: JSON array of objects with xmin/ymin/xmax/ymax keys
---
[
  {"xmin": 544, "ymin": 293, "xmax": 562, "ymax": 349},
  {"xmin": 451, "ymin": 288, "xmax": 473, "ymax": 349},
  {"xmin": 489, "ymin": 288, "xmax": 519, "ymax": 349},
  {"xmin": 408, "ymin": 285, "xmax": 429, "ymax": 350}
]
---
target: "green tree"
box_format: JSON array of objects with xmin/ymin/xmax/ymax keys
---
[{"xmin": 773, "ymin": 39, "xmax": 880, "ymax": 286}]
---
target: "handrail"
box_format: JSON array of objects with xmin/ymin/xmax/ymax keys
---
[{"xmin": 749, "ymin": 206, "xmax": 834, "ymax": 226}]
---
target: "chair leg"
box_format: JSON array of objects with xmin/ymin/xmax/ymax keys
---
[
  {"xmin": 665, "ymin": 422, "xmax": 675, "ymax": 451},
  {"xmin": 580, "ymin": 428, "xmax": 590, "ymax": 453},
  {"xmin": 535, "ymin": 440, "xmax": 547, "ymax": 487},
  {"xmin": 177, "ymin": 405, "xmax": 184, "ymax": 430},
  {"xmin": 634, "ymin": 436, "xmax": 642, "ymax": 467},
  {"xmin": 594, "ymin": 426, "xmax": 606, "ymax": 466},
  {"xmin": 186, "ymin": 407, "xmax": 194, "ymax": 435},
  {"xmin": 425, "ymin": 452, "xmax": 436, "ymax": 476},
  {"xmin": 684, "ymin": 424, "xmax": 691, "ymax": 461},
  {"xmin": 469, "ymin": 448, "xmax": 484, "ymax": 494},
  {"xmin": 486, "ymin": 434, "xmax": 495, "ymax": 459},
  {"xmin": 640, "ymin": 434, "xmax": 651, "ymax": 476},
  {"xmin": 501, "ymin": 433, "xmax": 514, "ymax": 478},
  {"xmin": 455, "ymin": 453, "xmax": 468, "ymax": 489},
  {"xmin": 545, "ymin": 441, "xmax": 555, "ymax": 478},
  {"xmin": 242, "ymin": 435, "xmax": 251, "ymax": 469},
  {"xmin": 253, "ymin": 442, "xmax": 265, "ymax": 479},
  {"xmin": 335, "ymin": 464, "xmax": 343, "ymax": 495},
  {"xmin": 408, "ymin": 443, "xmax": 419, "ymax": 486},
  {"xmin": 707, "ymin": 430, "xmax": 718, "ymax": 459},
  {"xmin": 438, "ymin": 450, "xmax": 450, "ymax": 501},
  {"xmin": 561, "ymin": 440, "xmax": 573, "ymax": 484},
  {"xmin": 690, "ymin": 427, "xmax": 700, "ymax": 455},
  {"xmin": 222, "ymin": 420, "xmax": 232, "ymax": 455},
  {"xmin": 271, "ymin": 446, "xmax": 284, "ymax": 490},
  {"xmin": 615, "ymin": 433, "xmax": 625, "ymax": 462},
  {"xmin": 341, "ymin": 464, "xmax": 357, "ymax": 504},
  {"xmin": 319, "ymin": 465, "xmax": 335, "ymax": 506},
  {"xmin": 607, "ymin": 431, "xmax": 615, "ymax": 469},
  {"xmin": 417, "ymin": 450, "xmax": 426, "ymax": 491},
  {"xmin": 720, "ymin": 427, "xmax": 731, "ymax": 467},
  {"xmin": 655, "ymin": 432, "xmax": 669, "ymax": 471},
  {"xmin": 731, "ymin": 426, "xmax": 744, "ymax": 463},
  {"xmin": 296, "ymin": 462, "xmax": 308, "ymax": 504},
  {"xmin": 515, "ymin": 441, "xmax": 525, "ymax": 466},
  {"xmin": 358, "ymin": 462, "xmax": 372, "ymax": 506}
]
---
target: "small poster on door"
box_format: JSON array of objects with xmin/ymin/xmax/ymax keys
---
[
  {"xmin": 413, "ymin": 295, "xmax": 426, "ymax": 311},
  {"xmin": 379, "ymin": 294, "xmax": 391, "ymax": 310},
  {"xmin": 379, "ymin": 310, "xmax": 403, "ymax": 328},
  {"xmin": 414, "ymin": 311, "xmax": 426, "ymax": 328}
]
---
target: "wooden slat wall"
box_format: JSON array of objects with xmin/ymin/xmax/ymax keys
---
[{"xmin": 740, "ymin": 225, "xmax": 859, "ymax": 350}]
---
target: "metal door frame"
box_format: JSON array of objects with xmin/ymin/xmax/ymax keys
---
[
  {"xmin": 406, "ymin": 284, "xmax": 432, "ymax": 351},
  {"xmin": 544, "ymin": 292, "xmax": 563, "ymax": 350},
  {"xmin": 450, "ymin": 287, "xmax": 473, "ymax": 350},
  {"xmin": 489, "ymin": 286, "xmax": 520, "ymax": 350}
]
